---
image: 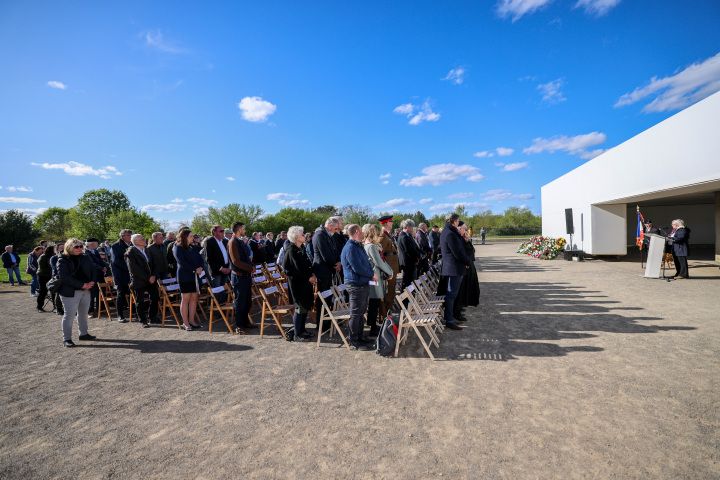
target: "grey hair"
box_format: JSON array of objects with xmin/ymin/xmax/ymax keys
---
[
  {"xmin": 287, "ymin": 226, "xmax": 304, "ymax": 243},
  {"xmin": 672, "ymin": 219, "xmax": 686, "ymax": 228},
  {"xmin": 5, "ymin": 245, "xmax": 12, "ymax": 250},
  {"xmin": 325, "ymin": 217, "xmax": 340, "ymax": 227},
  {"xmin": 119, "ymin": 229, "xmax": 133, "ymax": 238},
  {"xmin": 130, "ymin": 233, "xmax": 144, "ymax": 245},
  {"xmin": 418, "ymin": 223, "xmax": 427, "ymax": 229},
  {"xmin": 152, "ymin": 232, "xmax": 164, "ymax": 239},
  {"xmin": 445, "ymin": 212, "xmax": 460, "ymax": 224},
  {"xmin": 400, "ymin": 219, "xmax": 415, "ymax": 229}
]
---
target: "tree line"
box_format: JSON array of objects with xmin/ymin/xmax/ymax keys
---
[{"xmin": 1, "ymin": 188, "xmax": 541, "ymax": 252}]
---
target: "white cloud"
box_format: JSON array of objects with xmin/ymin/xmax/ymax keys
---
[
  {"xmin": 447, "ymin": 192, "xmax": 475, "ymax": 199},
  {"xmin": 226, "ymin": 176, "xmax": 235, "ymax": 181},
  {"xmin": 238, "ymin": 96, "xmax": 277, "ymax": 123},
  {"xmin": 494, "ymin": 162, "xmax": 506, "ymax": 167},
  {"xmin": 394, "ymin": 99, "xmax": 441, "ymax": 125},
  {"xmin": 281, "ymin": 199, "xmax": 312, "ymax": 208},
  {"xmin": 379, "ymin": 173, "xmax": 391, "ymax": 179},
  {"xmin": 47, "ymin": 81, "xmax": 67, "ymax": 90},
  {"xmin": 578, "ymin": 148, "xmax": 606, "ymax": 159},
  {"xmin": 523, "ymin": 132, "xmax": 607, "ymax": 158},
  {"xmin": 141, "ymin": 204, "xmax": 187, "ymax": 213},
  {"xmin": 170, "ymin": 198, "xmax": 184, "ymax": 203},
  {"xmin": 31, "ymin": 161, "xmax": 122, "ymax": 179},
  {"xmin": 267, "ymin": 193, "xmax": 300, "ymax": 201},
  {"xmin": 537, "ymin": 78, "xmax": 566, "ymax": 104},
  {"xmin": 375, "ymin": 198, "xmax": 416, "ymax": 210},
  {"xmin": 400, "ymin": 163, "xmax": 483, "ymax": 187},
  {"xmin": 496, "ymin": 147, "xmax": 514, "ymax": 156},
  {"xmin": 574, "ymin": 0, "xmax": 621, "ymax": 16},
  {"xmin": 0, "ymin": 197, "xmax": 46, "ymax": 203},
  {"xmin": 143, "ymin": 29, "xmax": 187, "ymax": 54},
  {"xmin": 382, "ymin": 181, "xmax": 389, "ymax": 185},
  {"xmin": 443, "ymin": 68, "xmax": 467, "ymax": 85},
  {"xmin": 6, "ymin": 186, "xmax": 33, "ymax": 192},
  {"xmin": 615, "ymin": 52, "xmax": 720, "ymax": 113},
  {"xmin": 194, "ymin": 207, "xmax": 209, "ymax": 215},
  {"xmin": 419, "ymin": 198, "xmax": 434, "ymax": 204},
  {"xmin": 0, "ymin": 207, "xmax": 48, "ymax": 216},
  {"xmin": 467, "ymin": 174, "xmax": 486, "ymax": 182},
  {"xmin": 497, "ymin": 0, "xmax": 553, "ymax": 22},
  {"xmin": 473, "ymin": 151, "xmax": 494, "ymax": 158},
  {"xmin": 429, "ymin": 201, "xmax": 490, "ymax": 212},
  {"xmin": 502, "ymin": 162, "xmax": 529, "ymax": 171},
  {"xmin": 479, "ymin": 189, "xmax": 534, "ymax": 201},
  {"xmin": 186, "ymin": 198, "xmax": 217, "ymax": 206}
]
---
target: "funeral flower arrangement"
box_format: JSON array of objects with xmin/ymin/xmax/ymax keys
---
[{"xmin": 517, "ymin": 236, "xmax": 567, "ymax": 260}]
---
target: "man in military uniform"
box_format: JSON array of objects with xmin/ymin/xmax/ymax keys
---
[{"xmin": 378, "ymin": 215, "xmax": 400, "ymax": 316}]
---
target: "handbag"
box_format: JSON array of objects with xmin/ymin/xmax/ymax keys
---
[{"xmin": 46, "ymin": 275, "xmax": 63, "ymax": 295}]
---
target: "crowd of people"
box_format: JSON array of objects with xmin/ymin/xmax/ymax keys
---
[{"xmin": 7, "ymin": 212, "xmax": 483, "ymax": 350}]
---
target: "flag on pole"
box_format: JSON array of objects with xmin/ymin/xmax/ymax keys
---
[{"xmin": 636, "ymin": 207, "xmax": 645, "ymax": 249}]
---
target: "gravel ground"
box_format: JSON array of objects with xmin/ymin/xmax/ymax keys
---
[{"xmin": 1, "ymin": 244, "xmax": 718, "ymax": 479}]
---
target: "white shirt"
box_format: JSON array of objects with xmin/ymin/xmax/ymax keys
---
[
  {"xmin": 134, "ymin": 246, "xmax": 149, "ymax": 262},
  {"xmin": 215, "ymin": 237, "xmax": 229, "ymax": 265}
]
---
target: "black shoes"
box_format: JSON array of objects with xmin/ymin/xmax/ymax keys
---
[
  {"xmin": 149, "ymin": 316, "xmax": 162, "ymax": 324},
  {"xmin": 445, "ymin": 322, "xmax": 463, "ymax": 330},
  {"xmin": 352, "ymin": 341, "xmax": 373, "ymax": 351},
  {"xmin": 36, "ymin": 307, "xmax": 45, "ymax": 313},
  {"xmin": 368, "ymin": 326, "xmax": 380, "ymax": 337},
  {"xmin": 78, "ymin": 334, "xmax": 96, "ymax": 340},
  {"xmin": 117, "ymin": 317, "xmax": 128, "ymax": 323},
  {"xmin": 63, "ymin": 340, "xmax": 75, "ymax": 348},
  {"xmin": 294, "ymin": 334, "xmax": 312, "ymax": 342}
]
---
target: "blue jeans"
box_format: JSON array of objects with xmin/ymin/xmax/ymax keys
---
[
  {"xmin": 444, "ymin": 275, "xmax": 465, "ymax": 324},
  {"xmin": 231, "ymin": 272, "xmax": 251, "ymax": 328},
  {"xmin": 30, "ymin": 273, "xmax": 39, "ymax": 294},
  {"xmin": 346, "ymin": 284, "xmax": 370, "ymax": 342},
  {"xmin": 210, "ymin": 273, "xmax": 229, "ymax": 303},
  {"xmin": 6, "ymin": 266, "xmax": 22, "ymax": 285}
]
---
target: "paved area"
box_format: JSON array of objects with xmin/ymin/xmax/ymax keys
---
[{"xmin": 1, "ymin": 243, "xmax": 718, "ymax": 479}]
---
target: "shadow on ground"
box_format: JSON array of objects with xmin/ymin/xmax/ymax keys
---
[{"xmin": 78, "ymin": 338, "xmax": 253, "ymax": 354}]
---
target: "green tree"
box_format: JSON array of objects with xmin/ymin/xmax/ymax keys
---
[
  {"xmin": 313, "ymin": 205, "xmax": 338, "ymax": 217},
  {"xmin": 0, "ymin": 210, "xmax": 40, "ymax": 253},
  {"xmin": 33, "ymin": 207, "xmax": 72, "ymax": 241},
  {"xmin": 105, "ymin": 209, "xmax": 162, "ymax": 239},
  {"xmin": 190, "ymin": 213, "xmax": 212, "ymax": 236},
  {"xmin": 71, "ymin": 189, "xmax": 131, "ymax": 239},
  {"xmin": 339, "ymin": 205, "xmax": 377, "ymax": 227},
  {"xmin": 259, "ymin": 208, "xmax": 325, "ymax": 234},
  {"xmin": 206, "ymin": 203, "xmax": 264, "ymax": 232}
]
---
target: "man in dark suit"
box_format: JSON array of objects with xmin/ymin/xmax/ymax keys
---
[
  {"xmin": 249, "ymin": 232, "xmax": 266, "ymax": 264},
  {"xmin": 439, "ymin": 213, "xmax": 473, "ymax": 330},
  {"xmin": 312, "ymin": 217, "xmax": 341, "ymax": 314},
  {"xmin": 429, "ymin": 225, "xmax": 441, "ymax": 264},
  {"xmin": 642, "ymin": 219, "xmax": 660, "ymax": 250},
  {"xmin": 146, "ymin": 232, "xmax": 169, "ymax": 280},
  {"xmin": 397, "ymin": 219, "xmax": 424, "ymax": 292},
  {"xmin": 275, "ymin": 231, "xmax": 287, "ymax": 253},
  {"xmin": 111, "ymin": 229, "xmax": 133, "ymax": 323},
  {"xmin": 228, "ymin": 222, "xmax": 257, "ymax": 333},
  {"xmin": 414, "ymin": 223, "xmax": 432, "ymax": 275},
  {"xmin": 125, "ymin": 234, "xmax": 160, "ymax": 328},
  {"xmin": 85, "ymin": 237, "xmax": 107, "ymax": 316},
  {"xmin": 264, "ymin": 232, "xmax": 277, "ymax": 264},
  {"xmin": 202, "ymin": 224, "xmax": 231, "ymax": 302}
]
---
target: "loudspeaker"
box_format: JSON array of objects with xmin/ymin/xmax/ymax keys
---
[{"xmin": 565, "ymin": 208, "xmax": 574, "ymax": 235}]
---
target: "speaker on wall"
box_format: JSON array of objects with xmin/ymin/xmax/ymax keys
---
[{"xmin": 565, "ymin": 208, "xmax": 574, "ymax": 235}]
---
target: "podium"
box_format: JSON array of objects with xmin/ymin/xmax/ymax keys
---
[{"xmin": 642, "ymin": 234, "xmax": 668, "ymax": 279}]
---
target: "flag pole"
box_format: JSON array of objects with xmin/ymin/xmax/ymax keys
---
[{"xmin": 638, "ymin": 205, "xmax": 644, "ymax": 269}]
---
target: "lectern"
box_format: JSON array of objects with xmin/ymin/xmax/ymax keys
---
[{"xmin": 642, "ymin": 233, "xmax": 668, "ymax": 279}]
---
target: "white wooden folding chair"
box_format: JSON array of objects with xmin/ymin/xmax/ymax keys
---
[
  {"xmin": 208, "ymin": 284, "xmax": 235, "ymax": 334},
  {"xmin": 315, "ymin": 288, "xmax": 351, "ymax": 350},
  {"xmin": 394, "ymin": 289, "xmax": 441, "ymax": 360},
  {"xmin": 258, "ymin": 285, "xmax": 294, "ymax": 339},
  {"xmin": 159, "ymin": 283, "xmax": 183, "ymax": 329},
  {"xmin": 330, "ymin": 284, "xmax": 350, "ymax": 310}
]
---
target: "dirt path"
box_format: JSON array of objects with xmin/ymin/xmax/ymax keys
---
[{"xmin": 1, "ymin": 244, "xmax": 718, "ymax": 479}]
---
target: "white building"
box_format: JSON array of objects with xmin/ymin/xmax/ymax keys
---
[{"xmin": 542, "ymin": 91, "xmax": 720, "ymax": 259}]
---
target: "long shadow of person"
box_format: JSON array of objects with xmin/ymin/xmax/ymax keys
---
[{"xmin": 78, "ymin": 338, "xmax": 253, "ymax": 354}]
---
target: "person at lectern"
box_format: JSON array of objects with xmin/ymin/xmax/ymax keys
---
[
  {"xmin": 667, "ymin": 219, "xmax": 690, "ymax": 279},
  {"xmin": 642, "ymin": 219, "xmax": 660, "ymax": 250}
]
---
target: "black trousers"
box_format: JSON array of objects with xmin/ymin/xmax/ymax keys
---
[
  {"xmin": 672, "ymin": 254, "xmax": 689, "ymax": 277},
  {"xmin": 116, "ymin": 284, "xmax": 131, "ymax": 318},
  {"xmin": 401, "ymin": 265, "xmax": 416, "ymax": 292},
  {"xmin": 367, "ymin": 298, "xmax": 381, "ymax": 326},
  {"xmin": 132, "ymin": 284, "xmax": 159, "ymax": 321},
  {"xmin": 37, "ymin": 275, "xmax": 51, "ymax": 309}
]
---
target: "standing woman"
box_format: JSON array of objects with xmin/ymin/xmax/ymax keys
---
[
  {"xmin": 57, "ymin": 239, "xmax": 98, "ymax": 347},
  {"xmin": 282, "ymin": 226, "xmax": 317, "ymax": 341},
  {"xmin": 26, "ymin": 246, "xmax": 43, "ymax": 297},
  {"xmin": 668, "ymin": 219, "xmax": 691, "ymax": 279},
  {"xmin": 362, "ymin": 224, "xmax": 394, "ymax": 337},
  {"xmin": 174, "ymin": 227, "xmax": 205, "ymax": 330},
  {"xmin": 36, "ymin": 244, "xmax": 54, "ymax": 312},
  {"xmin": 454, "ymin": 222, "xmax": 479, "ymax": 322}
]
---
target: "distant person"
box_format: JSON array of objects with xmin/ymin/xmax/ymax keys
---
[
  {"xmin": 341, "ymin": 224, "xmax": 377, "ymax": 350},
  {"xmin": 439, "ymin": 213, "xmax": 473, "ymax": 330},
  {"xmin": 363, "ymin": 224, "xmax": 394, "ymax": 337},
  {"xmin": 249, "ymin": 232, "xmax": 267, "ymax": 264},
  {"xmin": 378, "ymin": 215, "xmax": 400, "ymax": 317},
  {"xmin": 275, "ymin": 231, "xmax": 288, "ymax": 253},
  {"xmin": 163, "ymin": 231, "xmax": 176, "ymax": 248},
  {"xmin": 223, "ymin": 229, "xmax": 233, "ymax": 244},
  {"xmin": 227, "ymin": 222, "xmax": 257, "ymax": 334},
  {"xmin": 146, "ymin": 232, "xmax": 170, "ymax": 279},
  {"xmin": 125, "ymin": 234, "xmax": 160, "ymax": 328},
  {"xmin": 397, "ymin": 219, "xmax": 424, "ymax": 292},
  {"xmin": 85, "ymin": 237, "xmax": 107, "ymax": 317},
  {"xmin": 480, "ymin": 227, "xmax": 486, "ymax": 245},
  {"xmin": 415, "ymin": 222, "xmax": 432, "ymax": 275},
  {"xmin": 667, "ymin": 219, "xmax": 691, "ymax": 279},
  {"xmin": 110, "ymin": 229, "xmax": 133, "ymax": 323},
  {"xmin": 264, "ymin": 232, "xmax": 277, "ymax": 264},
  {"xmin": 26, "ymin": 246, "xmax": 43, "ymax": 296},
  {"xmin": 174, "ymin": 227, "xmax": 205, "ymax": 330},
  {"xmin": 36, "ymin": 245, "xmax": 54, "ymax": 312},
  {"xmin": 642, "ymin": 219, "xmax": 660, "ymax": 250},
  {"xmin": 429, "ymin": 225, "xmax": 441, "ymax": 264},
  {"xmin": 2, "ymin": 245, "xmax": 27, "ymax": 286},
  {"xmin": 202, "ymin": 225, "xmax": 231, "ymax": 300},
  {"xmin": 312, "ymin": 217, "xmax": 342, "ymax": 315},
  {"xmin": 57, "ymin": 238, "xmax": 99, "ymax": 347},
  {"xmin": 282, "ymin": 226, "xmax": 317, "ymax": 342}
]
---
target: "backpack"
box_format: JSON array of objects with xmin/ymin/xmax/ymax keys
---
[
  {"xmin": 284, "ymin": 326, "xmax": 295, "ymax": 341},
  {"xmin": 375, "ymin": 315, "xmax": 398, "ymax": 356}
]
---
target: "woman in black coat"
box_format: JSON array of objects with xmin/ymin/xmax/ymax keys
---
[
  {"xmin": 455, "ymin": 223, "xmax": 480, "ymax": 320},
  {"xmin": 668, "ymin": 219, "xmax": 691, "ymax": 279},
  {"xmin": 36, "ymin": 244, "xmax": 54, "ymax": 312},
  {"xmin": 282, "ymin": 226, "xmax": 317, "ymax": 342}
]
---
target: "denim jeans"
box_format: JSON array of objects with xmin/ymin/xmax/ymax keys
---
[
  {"xmin": 210, "ymin": 273, "xmax": 229, "ymax": 303},
  {"xmin": 443, "ymin": 275, "xmax": 465, "ymax": 324},
  {"xmin": 30, "ymin": 273, "xmax": 39, "ymax": 294},
  {"xmin": 6, "ymin": 266, "xmax": 22, "ymax": 285},
  {"xmin": 346, "ymin": 284, "xmax": 370, "ymax": 342},
  {"xmin": 231, "ymin": 272, "xmax": 252, "ymax": 328}
]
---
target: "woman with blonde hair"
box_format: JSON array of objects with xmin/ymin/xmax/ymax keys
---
[
  {"xmin": 57, "ymin": 238, "xmax": 101, "ymax": 347},
  {"xmin": 174, "ymin": 227, "xmax": 205, "ymax": 330},
  {"xmin": 362, "ymin": 223, "xmax": 394, "ymax": 336},
  {"xmin": 668, "ymin": 219, "xmax": 691, "ymax": 279}
]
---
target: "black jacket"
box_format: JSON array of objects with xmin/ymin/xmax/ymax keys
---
[
  {"xmin": 282, "ymin": 243, "xmax": 314, "ymax": 310},
  {"xmin": 439, "ymin": 224, "xmax": 472, "ymax": 276},
  {"xmin": 110, "ymin": 240, "xmax": 131, "ymax": 285},
  {"xmin": 57, "ymin": 253, "xmax": 99, "ymax": 297},
  {"xmin": 146, "ymin": 242, "xmax": 169, "ymax": 277},
  {"xmin": 249, "ymin": 240, "xmax": 266, "ymax": 264},
  {"xmin": 398, "ymin": 231, "xmax": 424, "ymax": 269},
  {"xmin": 202, "ymin": 236, "xmax": 230, "ymax": 277},
  {"xmin": 312, "ymin": 226, "xmax": 339, "ymax": 279},
  {"xmin": 125, "ymin": 247, "xmax": 156, "ymax": 290},
  {"xmin": 2, "ymin": 251, "xmax": 20, "ymax": 268}
]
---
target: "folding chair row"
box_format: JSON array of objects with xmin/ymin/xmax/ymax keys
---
[
  {"xmin": 394, "ymin": 289, "xmax": 441, "ymax": 361},
  {"xmin": 315, "ymin": 288, "xmax": 352, "ymax": 350}
]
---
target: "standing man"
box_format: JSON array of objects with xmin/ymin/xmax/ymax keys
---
[
  {"xmin": 429, "ymin": 225, "xmax": 441, "ymax": 265},
  {"xmin": 264, "ymin": 232, "xmax": 277, "ymax": 264},
  {"xmin": 2, "ymin": 245, "xmax": 27, "ymax": 286},
  {"xmin": 480, "ymin": 227, "xmax": 486, "ymax": 245},
  {"xmin": 164, "ymin": 231, "xmax": 177, "ymax": 277},
  {"xmin": 439, "ymin": 213, "xmax": 472, "ymax": 330},
  {"xmin": 312, "ymin": 217, "xmax": 341, "ymax": 315},
  {"xmin": 163, "ymin": 231, "xmax": 176, "ymax": 248},
  {"xmin": 341, "ymin": 224, "xmax": 377, "ymax": 350},
  {"xmin": 415, "ymin": 223, "xmax": 432, "ymax": 275},
  {"xmin": 203, "ymin": 225, "xmax": 231, "ymax": 302},
  {"xmin": 377, "ymin": 215, "xmax": 400, "ymax": 316},
  {"xmin": 398, "ymin": 219, "xmax": 424, "ymax": 292},
  {"xmin": 125, "ymin": 234, "xmax": 160, "ymax": 328},
  {"xmin": 85, "ymin": 238, "xmax": 107, "ymax": 317},
  {"xmin": 249, "ymin": 232, "xmax": 267, "ymax": 265},
  {"xmin": 642, "ymin": 219, "xmax": 660, "ymax": 250},
  {"xmin": 111, "ymin": 229, "xmax": 133, "ymax": 323},
  {"xmin": 223, "ymin": 229, "xmax": 233, "ymax": 244},
  {"xmin": 275, "ymin": 231, "xmax": 287, "ymax": 254},
  {"xmin": 147, "ymin": 232, "xmax": 170, "ymax": 279},
  {"xmin": 227, "ymin": 222, "xmax": 257, "ymax": 334}
]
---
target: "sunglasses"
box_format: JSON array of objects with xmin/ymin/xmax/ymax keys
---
[{"xmin": 73, "ymin": 245, "xmax": 83, "ymax": 249}]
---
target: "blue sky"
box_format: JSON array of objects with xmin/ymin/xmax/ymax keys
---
[{"xmin": 2, "ymin": 0, "xmax": 719, "ymax": 227}]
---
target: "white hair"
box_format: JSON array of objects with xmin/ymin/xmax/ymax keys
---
[
  {"xmin": 287, "ymin": 226, "xmax": 304, "ymax": 243},
  {"xmin": 130, "ymin": 233, "xmax": 144, "ymax": 245},
  {"xmin": 400, "ymin": 219, "xmax": 415, "ymax": 229},
  {"xmin": 672, "ymin": 219, "xmax": 686, "ymax": 228},
  {"xmin": 325, "ymin": 217, "xmax": 340, "ymax": 227}
]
